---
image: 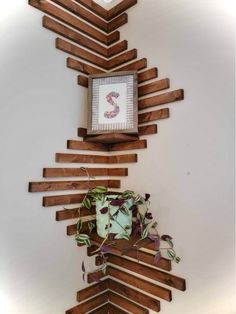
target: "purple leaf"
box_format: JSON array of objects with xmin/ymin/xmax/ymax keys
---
[
  {"xmin": 133, "ymin": 226, "xmax": 141, "ymax": 236},
  {"xmin": 145, "ymin": 212, "xmax": 153, "ymax": 220},
  {"xmin": 108, "ymin": 233, "xmax": 117, "ymax": 240},
  {"xmin": 100, "ymin": 245, "xmax": 111, "ymax": 254},
  {"xmin": 129, "ymin": 204, "xmax": 137, "ymax": 211},
  {"xmin": 92, "ymin": 272, "xmax": 101, "ymax": 283},
  {"xmin": 81, "ymin": 261, "xmax": 85, "ymax": 273},
  {"xmin": 154, "ymin": 251, "xmax": 161, "ymax": 264},
  {"xmin": 82, "ymin": 273, "xmax": 85, "ymax": 282},
  {"xmin": 100, "ymin": 207, "xmax": 108, "ymax": 214},
  {"xmin": 145, "ymin": 193, "xmax": 151, "ymax": 201},
  {"xmin": 148, "ymin": 234, "xmax": 160, "ymax": 250},
  {"xmin": 110, "ymin": 199, "xmax": 125, "ymax": 206},
  {"xmin": 161, "ymin": 234, "xmax": 173, "ymax": 241}
]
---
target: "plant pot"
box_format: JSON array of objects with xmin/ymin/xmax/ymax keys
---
[{"xmin": 96, "ymin": 195, "xmax": 133, "ymax": 239}]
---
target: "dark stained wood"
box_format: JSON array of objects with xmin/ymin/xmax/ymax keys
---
[
  {"xmin": 110, "ymin": 140, "xmax": 147, "ymax": 151},
  {"xmin": 43, "ymin": 16, "xmax": 108, "ymax": 57},
  {"xmin": 138, "ymin": 108, "xmax": 170, "ymax": 124},
  {"xmin": 50, "ymin": 0, "xmax": 108, "ymax": 32},
  {"xmin": 138, "ymin": 78, "xmax": 170, "ymax": 97},
  {"xmin": 67, "ymin": 58, "xmax": 105, "ymax": 74},
  {"xmin": 29, "ymin": 179, "xmax": 120, "ymax": 192},
  {"xmin": 29, "ymin": 0, "xmax": 117, "ymax": 45},
  {"xmin": 107, "ymin": 49, "xmax": 137, "ymax": 70},
  {"xmin": 77, "ymin": 280, "xmax": 108, "ymax": 302},
  {"xmin": 107, "ymin": 40, "xmax": 128, "ymax": 58},
  {"xmin": 43, "ymin": 193, "xmax": 86, "ymax": 207},
  {"xmin": 87, "ymin": 269, "xmax": 108, "ymax": 283},
  {"xmin": 106, "ymin": 254, "xmax": 186, "ymax": 291},
  {"xmin": 108, "ymin": 291, "xmax": 148, "ymax": 314},
  {"xmin": 139, "ymin": 89, "xmax": 184, "ymax": 110},
  {"xmin": 67, "ymin": 140, "xmax": 108, "ymax": 151},
  {"xmin": 89, "ymin": 303, "xmax": 109, "ymax": 314},
  {"xmin": 138, "ymin": 68, "xmax": 158, "ymax": 84},
  {"xmin": 67, "ymin": 219, "xmax": 96, "ymax": 236},
  {"xmin": 43, "ymin": 167, "xmax": 128, "ymax": 178},
  {"xmin": 66, "ymin": 291, "xmax": 109, "ymax": 314},
  {"xmin": 108, "ymin": 303, "xmax": 128, "ymax": 314},
  {"xmin": 56, "ymin": 206, "xmax": 96, "ymax": 221},
  {"xmin": 77, "ymin": 75, "xmax": 88, "ymax": 88},
  {"xmin": 107, "ymin": 0, "xmax": 138, "ymax": 20},
  {"xmin": 108, "ymin": 13, "xmax": 128, "ymax": 33},
  {"xmin": 108, "ymin": 279, "xmax": 160, "ymax": 312},
  {"xmin": 138, "ymin": 124, "xmax": 158, "ymax": 136},
  {"xmin": 84, "ymin": 133, "xmax": 139, "ymax": 144},
  {"xmin": 107, "ymin": 266, "xmax": 172, "ymax": 301},
  {"xmin": 56, "ymin": 38, "xmax": 107, "ymax": 69},
  {"xmin": 55, "ymin": 153, "xmax": 137, "ymax": 164},
  {"xmin": 77, "ymin": 127, "xmax": 87, "ymax": 138},
  {"xmin": 74, "ymin": 0, "xmax": 108, "ymax": 20},
  {"xmin": 116, "ymin": 58, "xmax": 147, "ymax": 72}
]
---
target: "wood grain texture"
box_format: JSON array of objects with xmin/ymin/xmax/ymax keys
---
[
  {"xmin": 50, "ymin": 0, "xmax": 108, "ymax": 32},
  {"xmin": 77, "ymin": 127, "xmax": 87, "ymax": 138},
  {"xmin": 139, "ymin": 89, "xmax": 184, "ymax": 110},
  {"xmin": 107, "ymin": 0, "xmax": 138, "ymax": 20},
  {"xmin": 56, "ymin": 206, "xmax": 96, "ymax": 221},
  {"xmin": 108, "ymin": 13, "xmax": 128, "ymax": 33},
  {"xmin": 29, "ymin": 179, "xmax": 120, "ymax": 192},
  {"xmin": 138, "ymin": 108, "xmax": 170, "ymax": 124},
  {"xmin": 108, "ymin": 291, "xmax": 148, "ymax": 314},
  {"xmin": 67, "ymin": 219, "xmax": 96, "ymax": 235},
  {"xmin": 43, "ymin": 167, "xmax": 128, "ymax": 178},
  {"xmin": 108, "ymin": 279, "xmax": 160, "ymax": 312},
  {"xmin": 138, "ymin": 78, "xmax": 170, "ymax": 97},
  {"xmin": 138, "ymin": 124, "xmax": 158, "ymax": 136},
  {"xmin": 67, "ymin": 58, "xmax": 105, "ymax": 75},
  {"xmin": 107, "ymin": 49, "xmax": 137, "ymax": 70},
  {"xmin": 107, "ymin": 40, "xmax": 128, "ymax": 58},
  {"xmin": 43, "ymin": 16, "xmax": 108, "ymax": 57},
  {"xmin": 66, "ymin": 291, "xmax": 109, "ymax": 314},
  {"xmin": 105, "ymin": 254, "xmax": 186, "ymax": 291},
  {"xmin": 55, "ymin": 153, "xmax": 138, "ymax": 164},
  {"xmin": 67, "ymin": 140, "xmax": 108, "ymax": 151},
  {"xmin": 108, "ymin": 303, "xmax": 128, "ymax": 314},
  {"xmin": 74, "ymin": 0, "xmax": 108, "ymax": 20},
  {"xmin": 89, "ymin": 303, "xmax": 109, "ymax": 314},
  {"xmin": 116, "ymin": 58, "xmax": 147, "ymax": 72},
  {"xmin": 29, "ymin": 0, "xmax": 118, "ymax": 45},
  {"xmin": 138, "ymin": 68, "xmax": 158, "ymax": 84},
  {"xmin": 77, "ymin": 75, "xmax": 89, "ymax": 88},
  {"xmin": 84, "ymin": 133, "xmax": 139, "ymax": 144},
  {"xmin": 109, "ymin": 140, "xmax": 147, "ymax": 151},
  {"xmin": 56, "ymin": 38, "xmax": 107, "ymax": 69},
  {"xmin": 77, "ymin": 280, "xmax": 108, "ymax": 302}
]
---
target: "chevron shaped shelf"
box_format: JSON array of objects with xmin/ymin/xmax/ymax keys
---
[{"xmin": 28, "ymin": 0, "xmax": 186, "ymax": 313}]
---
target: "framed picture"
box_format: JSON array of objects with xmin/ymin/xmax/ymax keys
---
[{"xmin": 87, "ymin": 71, "xmax": 138, "ymax": 135}]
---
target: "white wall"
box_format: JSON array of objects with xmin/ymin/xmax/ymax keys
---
[{"xmin": 0, "ymin": 1, "xmax": 235, "ymax": 314}]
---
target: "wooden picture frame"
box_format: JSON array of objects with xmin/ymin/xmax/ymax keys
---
[{"xmin": 87, "ymin": 71, "xmax": 138, "ymax": 135}]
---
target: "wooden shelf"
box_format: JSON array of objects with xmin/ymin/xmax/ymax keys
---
[{"xmin": 84, "ymin": 133, "xmax": 139, "ymax": 144}]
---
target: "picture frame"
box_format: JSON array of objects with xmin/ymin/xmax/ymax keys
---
[{"xmin": 87, "ymin": 71, "xmax": 138, "ymax": 135}]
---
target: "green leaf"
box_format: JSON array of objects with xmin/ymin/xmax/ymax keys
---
[
  {"xmin": 120, "ymin": 206, "xmax": 130, "ymax": 216},
  {"xmin": 82, "ymin": 197, "xmax": 91, "ymax": 209},
  {"xmin": 137, "ymin": 211, "xmax": 143, "ymax": 221},
  {"xmin": 167, "ymin": 249, "xmax": 176, "ymax": 260},
  {"xmin": 167, "ymin": 239, "xmax": 174, "ymax": 248},
  {"xmin": 122, "ymin": 190, "xmax": 134, "ymax": 199},
  {"xmin": 142, "ymin": 227, "xmax": 149, "ymax": 239},
  {"xmin": 92, "ymin": 186, "xmax": 108, "ymax": 194},
  {"xmin": 175, "ymin": 256, "xmax": 181, "ymax": 263},
  {"xmin": 88, "ymin": 222, "xmax": 95, "ymax": 234},
  {"xmin": 76, "ymin": 219, "xmax": 83, "ymax": 232},
  {"xmin": 118, "ymin": 233, "xmax": 130, "ymax": 241}
]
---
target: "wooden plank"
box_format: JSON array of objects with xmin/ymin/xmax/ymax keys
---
[
  {"xmin": 50, "ymin": 0, "xmax": 108, "ymax": 33},
  {"xmin": 138, "ymin": 78, "xmax": 170, "ymax": 97},
  {"xmin": 107, "ymin": 49, "xmax": 137, "ymax": 70},
  {"xmin": 29, "ymin": 179, "xmax": 120, "ymax": 192},
  {"xmin": 43, "ymin": 167, "xmax": 128, "ymax": 178},
  {"xmin": 107, "ymin": 0, "xmax": 138, "ymax": 20},
  {"xmin": 139, "ymin": 89, "xmax": 184, "ymax": 110},
  {"xmin": 89, "ymin": 303, "xmax": 109, "ymax": 314},
  {"xmin": 77, "ymin": 127, "xmax": 87, "ymax": 137},
  {"xmin": 108, "ymin": 13, "xmax": 128, "ymax": 33},
  {"xmin": 108, "ymin": 291, "xmax": 148, "ymax": 314},
  {"xmin": 107, "ymin": 40, "xmax": 128, "ymax": 58},
  {"xmin": 116, "ymin": 58, "xmax": 147, "ymax": 72},
  {"xmin": 66, "ymin": 291, "xmax": 109, "ymax": 314},
  {"xmin": 84, "ymin": 133, "xmax": 139, "ymax": 144},
  {"xmin": 55, "ymin": 153, "xmax": 138, "ymax": 164},
  {"xmin": 109, "ymin": 140, "xmax": 147, "ymax": 152},
  {"xmin": 138, "ymin": 68, "xmax": 158, "ymax": 84},
  {"xmin": 74, "ymin": 0, "xmax": 108, "ymax": 20},
  {"xmin": 29, "ymin": 0, "xmax": 117, "ymax": 45},
  {"xmin": 107, "ymin": 266, "xmax": 172, "ymax": 301},
  {"xmin": 67, "ymin": 219, "xmax": 96, "ymax": 235},
  {"xmin": 138, "ymin": 108, "xmax": 169, "ymax": 124},
  {"xmin": 106, "ymin": 254, "xmax": 186, "ymax": 291},
  {"xmin": 108, "ymin": 279, "xmax": 160, "ymax": 312},
  {"xmin": 56, "ymin": 206, "xmax": 96, "ymax": 221},
  {"xmin": 67, "ymin": 140, "xmax": 108, "ymax": 151},
  {"xmin": 67, "ymin": 58, "xmax": 105, "ymax": 74},
  {"xmin": 77, "ymin": 280, "xmax": 108, "ymax": 302},
  {"xmin": 108, "ymin": 303, "xmax": 128, "ymax": 314},
  {"xmin": 56, "ymin": 38, "xmax": 107, "ymax": 69},
  {"xmin": 43, "ymin": 16, "xmax": 108, "ymax": 57},
  {"xmin": 138, "ymin": 124, "xmax": 158, "ymax": 136},
  {"xmin": 77, "ymin": 75, "xmax": 88, "ymax": 88}
]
